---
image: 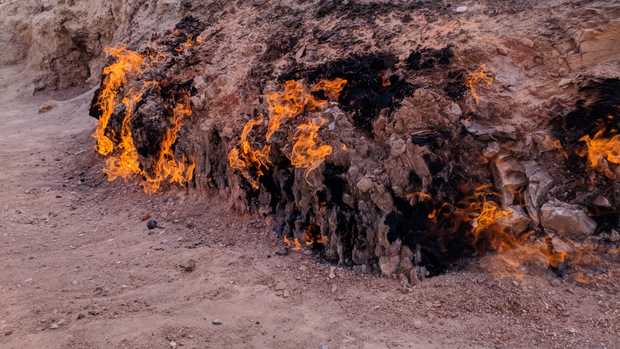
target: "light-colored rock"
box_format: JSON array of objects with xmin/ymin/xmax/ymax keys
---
[
  {"xmin": 491, "ymin": 154, "xmax": 527, "ymax": 205},
  {"xmin": 274, "ymin": 282, "xmax": 287, "ymax": 291},
  {"xmin": 540, "ymin": 199, "xmax": 597, "ymax": 238}
]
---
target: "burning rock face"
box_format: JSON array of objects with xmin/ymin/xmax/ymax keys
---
[{"xmin": 89, "ymin": 8, "xmax": 619, "ymax": 285}]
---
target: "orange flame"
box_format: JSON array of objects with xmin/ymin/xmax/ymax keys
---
[
  {"xmin": 92, "ymin": 46, "xmax": 145, "ymax": 155},
  {"xmin": 227, "ymin": 118, "xmax": 271, "ymax": 189},
  {"xmin": 229, "ymin": 79, "xmax": 346, "ymax": 185},
  {"xmin": 465, "ymin": 64, "xmax": 494, "ymax": 107},
  {"xmin": 103, "ymin": 81, "xmax": 159, "ymax": 182},
  {"xmin": 141, "ymin": 91, "xmax": 195, "ymax": 193},
  {"xmin": 578, "ymin": 127, "xmax": 619, "ymax": 170},
  {"xmin": 289, "ymin": 117, "xmax": 333, "ymax": 177}
]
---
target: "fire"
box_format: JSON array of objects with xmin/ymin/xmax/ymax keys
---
[
  {"xmin": 578, "ymin": 127, "xmax": 619, "ymax": 172},
  {"xmin": 264, "ymin": 78, "xmax": 346, "ymax": 140},
  {"xmin": 290, "ymin": 117, "xmax": 333, "ymax": 177},
  {"xmin": 141, "ymin": 90, "xmax": 195, "ymax": 193},
  {"xmin": 174, "ymin": 35, "xmax": 201, "ymax": 52},
  {"xmin": 103, "ymin": 81, "xmax": 159, "ymax": 182},
  {"xmin": 228, "ymin": 78, "xmax": 346, "ymax": 186},
  {"xmin": 92, "ymin": 46, "xmax": 146, "ymax": 155},
  {"xmin": 283, "ymin": 236, "xmax": 302, "ymax": 251},
  {"xmin": 227, "ymin": 118, "xmax": 271, "ymax": 189},
  {"xmin": 465, "ymin": 64, "xmax": 494, "ymax": 107}
]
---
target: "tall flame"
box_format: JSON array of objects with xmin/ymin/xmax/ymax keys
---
[
  {"xmin": 142, "ymin": 90, "xmax": 195, "ymax": 193},
  {"xmin": 92, "ymin": 47, "xmax": 145, "ymax": 155},
  {"xmin": 103, "ymin": 81, "xmax": 158, "ymax": 182}
]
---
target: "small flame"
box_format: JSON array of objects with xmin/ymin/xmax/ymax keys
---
[
  {"xmin": 578, "ymin": 127, "xmax": 619, "ymax": 171},
  {"xmin": 465, "ymin": 64, "xmax": 494, "ymax": 108}
]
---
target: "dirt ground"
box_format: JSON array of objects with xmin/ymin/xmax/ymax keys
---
[{"xmin": 0, "ymin": 69, "xmax": 618, "ymax": 348}]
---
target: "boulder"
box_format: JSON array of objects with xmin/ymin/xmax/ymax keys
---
[{"xmin": 540, "ymin": 199, "xmax": 597, "ymax": 239}]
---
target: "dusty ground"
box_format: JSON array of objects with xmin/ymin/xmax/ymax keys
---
[{"xmin": 0, "ymin": 69, "xmax": 618, "ymax": 348}]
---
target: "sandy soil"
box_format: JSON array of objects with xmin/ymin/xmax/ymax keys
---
[{"xmin": 0, "ymin": 70, "xmax": 618, "ymax": 348}]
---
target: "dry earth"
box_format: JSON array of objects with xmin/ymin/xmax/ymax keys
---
[{"xmin": 0, "ymin": 66, "xmax": 618, "ymax": 348}]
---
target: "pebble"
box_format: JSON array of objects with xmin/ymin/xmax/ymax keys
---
[
  {"xmin": 170, "ymin": 341, "xmax": 177, "ymax": 348},
  {"xmin": 275, "ymin": 282, "xmax": 287, "ymax": 291},
  {"xmin": 283, "ymin": 290, "xmax": 290, "ymax": 298},
  {"xmin": 456, "ymin": 6, "xmax": 467, "ymax": 12},
  {"xmin": 550, "ymin": 279, "xmax": 561, "ymax": 287},
  {"xmin": 413, "ymin": 320, "xmax": 422, "ymax": 329},
  {"xmin": 50, "ymin": 324, "xmax": 58, "ymax": 329},
  {"xmin": 147, "ymin": 220, "xmax": 158, "ymax": 229},
  {"xmin": 319, "ymin": 345, "xmax": 329, "ymax": 349},
  {"xmin": 558, "ymin": 78, "xmax": 572, "ymax": 87},
  {"xmin": 35, "ymin": 326, "xmax": 46, "ymax": 332},
  {"xmin": 331, "ymin": 284, "xmax": 338, "ymax": 293},
  {"xmin": 373, "ymin": 305, "xmax": 380, "ymax": 310},
  {"xmin": 162, "ymin": 240, "xmax": 169, "ymax": 244},
  {"xmin": 497, "ymin": 47, "xmax": 508, "ymax": 55},
  {"xmin": 212, "ymin": 319, "xmax": 222, "ymax": 325}
]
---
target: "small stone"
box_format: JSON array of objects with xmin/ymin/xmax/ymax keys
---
[
  {"xmin": 413, "ymin": 320, "xmax": 422, "ymax": 329},
  {"xmin": 183, "ymin": 259, "xmax": 196, "ymax": 272},
  {"xmin": 275, "ymin": 282, "xmax": 287, "ymax": 291},
  {"xmin": 50, "ymin": 324, "xmax": 58, "ymax": 329},
  {"xmin": 212, "ymin": 319, "xmax": 222, "ymax": 325},
  {"xmin": 609, "ymin": 230, "xmax": 619, "ymax": 242},
  {"xmin": 77, "ymin": 313, "xmax": 85, "ymax": 319},
  {"xmin": 299, "ymin": 265, "xmax": 307, "ymax": 271},
  {"xmin": 141, "ymin": 214, "xmax": 151, "ymax": 221},
  {"xmin": 373, "ymin": 305, "xmax": 380, "ymax": 310},
  {"xmin": 283, "ymin": 290, "xmax": 290, "ymax": 298},
  {"xmin": 147, "ymin": 220, "xmax": 158, "ymax": 229},
  {"xmin": 456, "ymin": 6, "xmax": 467, "ymax": 12},
  {"xmin": 497, "ymin": 47, "xmax": 508, "ymax": 55},
  {"xmin": 512, "ymin": 280, "xmax": 520, "ymax": 287},
  {"xmin": 331, "ymin": 284, "xmax": 338, "ymax": 293},
  {"xmin": 550, "ymin": 279, "xmax": 561, "ymax": 287},
  {"xmin": 558, "ymin": 78, "xmax": 572, "ymax": 88},
  {"xmin": 35, "ymin": 326, "xmax": 46, "ymax": 332},
  {"xmin": 319, "ymin": 345, "xmax": 329, "ymax": 349},
  {"xmin": 4, "ymin": 331, "xmax": 12, "ymax": 336},
  {"xmin": 170, "ymin": 341, "xmax": 177, "ymax": 348}
]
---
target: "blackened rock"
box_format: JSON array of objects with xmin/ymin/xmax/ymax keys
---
[{"xmin": 147, "ymin": 220, "xmax": 158, "ymax": 230}]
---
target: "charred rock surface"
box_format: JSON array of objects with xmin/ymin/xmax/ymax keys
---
[{"xmin": 86, "ymin": 1, "xmax": 620, "ymax": 283}]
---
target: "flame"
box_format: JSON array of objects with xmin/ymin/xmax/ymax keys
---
[
  {"xmin": 175, "ymin": 35, "xmax": 197, "ymax": 52},
  {"xmin": 103, "ymin": 81, "xmax": 159, "ymax": 182},
  {"xmin": 283, "ymin": 236, "xmax": 302, "ymax": 250},
  {"xmin": 578, "ymin": 127, "xmax": 619, "ymax": 171},
  {"xmin": 141, "ymin": 90, "xmax": 195, "ymax": 193},
  {"xmin": 465, "ymin": 64, "xmax": 494, "ymax": 107},
  {"xmin": 228, "ymin": 78, "xmax": 346, "ymax": 186},
  {"xmin": 92, "ymin": 46, "xmax": 146, "ymax": 155},
  {"xmin": 265, "ymin": 78, "xmax": 346, "ymax": 141},
  {"xmin": 227, "ymin": 118, "xmax": 271, "ymax": 189},
  {"xmin": 289, "ymin": 117, "xmax": 333, "ymax": 177}
]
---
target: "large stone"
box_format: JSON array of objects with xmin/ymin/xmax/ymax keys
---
[
  {"xmin": 540, "ymin": 199, "xmax": 597, "ymax": 239},
  {"xmin": 523, "ymin": 162, "xmax": 554, "ymax": 224},
  {"xmin": 491, "ymin": 154, "xmax": 527, "ymax": 205}
]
